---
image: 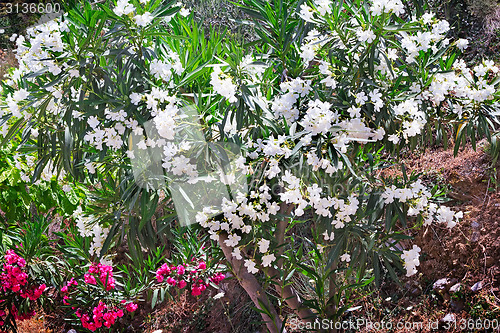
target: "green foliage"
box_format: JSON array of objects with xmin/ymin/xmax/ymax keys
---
[{"xmin": 0, "ymin": 139, "xmax": 83, "ymax": 226}]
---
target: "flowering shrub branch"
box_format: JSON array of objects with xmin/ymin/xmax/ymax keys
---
[
  {"xmin": 0, "ymin": 248, "xmax": 46, "ymax": 331},
  {"xmin": 60, "ymin": 263, "xmax": 138, "ymax": 332}
]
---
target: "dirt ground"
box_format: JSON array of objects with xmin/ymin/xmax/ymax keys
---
[{"xmin": 354, "ymin": 141, "xmax": 500, "ymax": 333}]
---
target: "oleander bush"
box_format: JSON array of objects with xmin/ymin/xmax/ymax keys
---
[{"xmin": 0, "ymin": 0, "xmax": 499, "ymax": 332}]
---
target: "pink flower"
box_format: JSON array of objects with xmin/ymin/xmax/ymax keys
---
[
  {"xmin": 178, "ymin": 280, "xmax": 187, "ymax": 289},
  {"xmin": 17, "ymin": 257, "xmax": 26, "ymax": 267},
  {"xmin": 166, "ymin": 277, "xmax": 177, "ymax": 286},
  {"xmin": 210, "ymin": 273, "xmax": 226, "ymax": 285},
  {"xmin": 125, "ymin": 302, "xmax": 138, "ymax": 312},
  {"xmin": 191, "ymin": 285, "xmax": 202, "ymax": 296},
  {"xmin": 61, "ymin": 285, "xmax": 68, "ymax": 293},
  {"xmin": 28, "ymin": 284, "xmax": 46, "ymax": 300},
  {"xmin": 84, "ymin": 273, "xmax": 96, "ymax": 285},
  {"xmin": 88, "ymin": 264, "xmax": 98, "ymax": 274},
  {"xmin": 68, "ymin": 278, "xmax": 78, "ymax": 286},
  {"xmin": 155, "ymin": 258, "xmax": 227, "ymax": 297}
]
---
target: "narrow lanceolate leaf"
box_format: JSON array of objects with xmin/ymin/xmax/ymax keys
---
[{"xmin": 1, "ymin": 118, "xmax": 26, "ymax": 146}]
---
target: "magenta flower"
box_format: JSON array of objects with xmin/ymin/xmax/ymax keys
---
[
  {"xmin": 125, "ymin": 302, "xmax": 138, "ymax": 312},
  {"xmin": 178, "ymin": 280, "xmax": 187, "ymax": 289}
]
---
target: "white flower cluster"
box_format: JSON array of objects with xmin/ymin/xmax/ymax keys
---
[
  {"xmin": 174, "ymin": 1, "xmax": 191, "ymax": 17},
  {"xmin": 298, "ymin": 0, "xmax": 332, "ymax": 23},
  {"xmin": 13, "ymin": 19, "xmax": 68, "ymax": 77},
  {"xmin": 399, "ymin": 18, "xmax": 450, "ymax": 63},
  {"xmin": 426, "ymin": 61, "xmax": 497, "ymax": 105},
  {"xmin": 114, "ymin": 0, "xmax": 188, "ymax": 23},
  {"xmin": 168, "ymin": 155, "xmax": 198, "ymax": 179},
  {"xmin": 382, "ymin": 179, "xmax": 463, "ymax": 228},
  {"xmin": 299, "ymin": 3, "xmax": 315, "ymax": 22},
  {"xmin": 89, "ymin": 224, "xmax": 111, "ymax": 256},
  {"xmin": 306, "ymin": 151, "xmax": 343, "ymax": 175},
  {"xmin": 2, "ymin": 88, "xmax": 29, "ymax": 118},
  {"xmin": 455, "ymin": 38, "xmax": 469, "ymax": 51},
  {"xmin": 300, "ymin": 99, "xmax": 338, "ymax": 135},
  {"xmin": 401, "ymin": 245, "xmax": 421, "ymax": 276},
  {"xmin": 134, "ymin": 12, "xmax": 154, "ymax": 27},
  {"xmin": 330, "ymin": 195, "xmax": 359, "ymax": 229},
  {"xmin": 156, "ymin": 140, "xmax": 199, "ymax": 182},
  {"xmin": 82, "ymin": 88, "xmax": 180, "ymax": 156},
  {"xmin": 382, "ymin": 179, "xmax": 429, "ymax": 206},
  {"xmin": 339, "ymin": 118, "xmax": 385, "ymax": 142},
  {"xmin": 340, "ymin": 253, "xmax": 351, "ymax": 262},
  {"xmin": 434, "ymin": 206, "xmax": 463, "ymax": 229},
  {"xmin": 150, "ymin": 54, "xmax": 184, "ymax": 83},
  {"xmin": 196, "ymin": 184, "xmax": 281, "ymax": 274},
  {"xmin": 279, "ymin": 171, "xmax": 343, "ymax": 218},
  {"xmin": 292, "ymin": 5, "xmax": 500, "ymax": 150},
  {"xmin": 388, "ymin": 98, "xmax": 426, "ymax": 143},
  {"xmin": 0, "ymin": 20, "xmax": 69, "ymax": 121},
  {"xmin": 113, "ymin": 0, "xmax": 135, "ymax": 16},
  {"xmin": 369, "ymin": 0, "xmax": 404, "ymax": 16},
  {"xmin": 210, "ymin": 66, "xmax": 238, "ymax": 103},
  {"xmin": 300, "ymin": 29, "xmax": 328, "ymax": 63},
  {"xmin": 272, "ymin": 77, "xmax": 312, "ymax": 123},
  {"xmin": 247, "ymin": 136, "xmax": 292, "ymax": 163},
  {"xmin": 318, "ymin": 61, "xmax": 337, "ymax": 88},
  {"xmin": 356, "ymin": 28, "xmax": 376, "ymax": 44},
  {"xmin": 84, "ymin": 109, "xmax": 135, "ymax": 151},
  {"xmin": 154, "ymin": 104, "xmax": 180, "ymax": 140},
  {"xmin": 73, "ymin": 206, "xmax": 110, "ymax": 256}
]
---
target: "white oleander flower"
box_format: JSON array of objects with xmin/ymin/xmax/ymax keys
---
[
  {"xmin": 210, "ymin": 66, "xmax": 238, "ymax": 103},
  {"xmin": 456, "ymin": 38, "xmax": 469, "ymax": 51},
  {"xmin": 261, "ymin": 253, "xmax": 276, "ymax": 267},
  {"xmin": 244, "ymin": 259, "xmax": 259, "ymax": 274},
  {"xmin": 258, "ymin": 239, "xmax": 270, "ymax": 253},
  {"xmin": 113, "ymin": 0, "xmax": 135, "ymax": 16},
  {"xmin": 356, "ymin": 28, "xmax": 376, "ymax": 43},
  {"xmin": 340, "ymin": 253, "xmax": 351, "ymax": 262},
  {"xmin": 401, "ymin": 245, "xmax": 421, "ymax": 276},
  {"xmin": 134, "ymin": 12, "xmax": 154, "ymax": 26}
]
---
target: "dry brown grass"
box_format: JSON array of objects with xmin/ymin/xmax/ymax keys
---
[
  {"xmin": 484, "ymin": 5, "xmax": 500, "ymax": 36},
  {"xmin": 0, "ymin": 48, "xmax": 17, "ymax": 81},
  {"xmin": 467, "ymin": 0, "xmax": 500, "ymax": 36},
  {"xmin": 17, "ymin": 313, "xmax": 52, "ymax": 333}
]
